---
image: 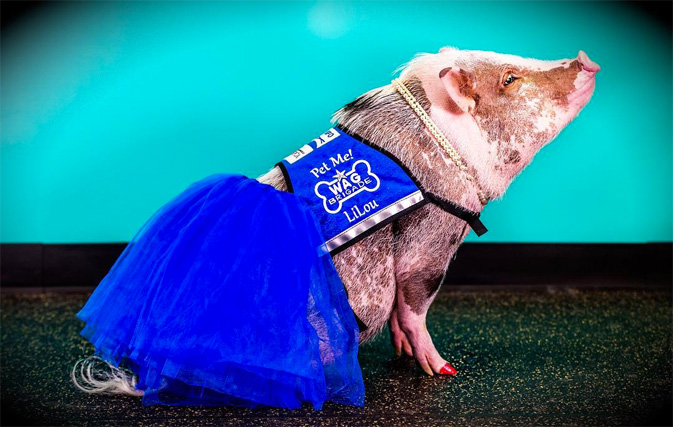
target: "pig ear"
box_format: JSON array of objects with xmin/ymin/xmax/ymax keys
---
[{"xmin": 438, "ymin": 67, "xmax": 476, "ymax": 114}]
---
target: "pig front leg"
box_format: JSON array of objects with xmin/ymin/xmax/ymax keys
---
[
  {"xmin": 391, "ymin": 273, "xmax": 456, "ymax": 376},
  {"xmin": 390, "ymin": 207, "xmax": 468, "ymax": 376},
  {"xmin": 389, "ymin": 306, "xmax": 413, "ymax": 357}
]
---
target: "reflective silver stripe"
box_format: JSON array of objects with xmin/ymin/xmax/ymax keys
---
[{"xmin": 325, "ymin": 191, "xmax": 425, "ymax": 251}]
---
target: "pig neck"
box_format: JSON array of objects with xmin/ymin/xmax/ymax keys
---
[
  {"xmin": 421, "ymin": 78, "xmax": 529, "ymax": 201},
  {"xmin": 333, "ymin": 78, "xmax": 484, "ymax": 212}
]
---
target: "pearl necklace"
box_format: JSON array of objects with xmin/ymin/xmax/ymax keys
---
[{"xmin": 391, "ymin": 78, "xmax": 488, "ymax": 206}]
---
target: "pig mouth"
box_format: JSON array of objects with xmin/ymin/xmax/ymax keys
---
[{"xmin": 566, "ymin": 74, "xmax": 596, "ymax": 107}]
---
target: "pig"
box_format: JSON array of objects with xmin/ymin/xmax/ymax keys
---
[
  {"xmin": 73, "ymin": 47, "xmax": 599, "ymax": 397},
  {"xmin": 260, "ymin": 47, "xmax": 599, "ymax": 376}
]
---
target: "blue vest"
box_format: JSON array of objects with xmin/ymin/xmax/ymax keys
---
[{"xmin": 277, "ymin": 126, "xmax": 487, "ymax": 256}]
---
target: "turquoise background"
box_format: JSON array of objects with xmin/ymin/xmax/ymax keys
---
[{"xmin": 2, "ymin": 1, "xmax": 671, "ymax": 243}]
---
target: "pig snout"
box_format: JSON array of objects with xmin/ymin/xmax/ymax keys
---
[{"xmin": 578, "ymin": 50, "xmax": 600, "ymax": 73}]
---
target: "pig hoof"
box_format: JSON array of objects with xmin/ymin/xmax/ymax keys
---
[{"xmin": 439, "ymin": 363, "xmax": 457, "ymax": 376}]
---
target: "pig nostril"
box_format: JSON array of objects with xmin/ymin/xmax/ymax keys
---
[{"xmin": 577, "ymin": 50, "xmax": 601, "ymax": 73}]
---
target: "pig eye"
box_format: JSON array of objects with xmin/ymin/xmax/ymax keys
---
[{"xmin": 502, "ymin": 73, "xmax": 520, "ymax": 87}]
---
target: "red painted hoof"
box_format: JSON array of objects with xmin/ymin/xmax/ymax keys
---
[{"xmin": 439, "ymin": 363, "xmax": 457, "ymax": 375}]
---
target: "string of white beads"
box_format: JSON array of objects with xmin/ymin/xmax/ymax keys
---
[{"xmin": 391, "ymin": 78, "xmax": 488, "ymax": 206}]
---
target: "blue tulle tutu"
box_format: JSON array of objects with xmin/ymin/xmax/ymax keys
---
[{"xmin": 76, "ymin": 173, "xmax": 365, "ymax": 409}]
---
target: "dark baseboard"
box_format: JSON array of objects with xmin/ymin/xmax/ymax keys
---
[
  {"xmin": 442, "ymin": 243, "xmax": 671, "ymax": 288},
  {"xmin": 1, "ymin": 243, "xmax": 671, "ymax": 289}
]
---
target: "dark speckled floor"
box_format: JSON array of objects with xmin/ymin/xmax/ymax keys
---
[{"xmin": 1, "ymin": 289, "xmax": 671, "ymax": 426}]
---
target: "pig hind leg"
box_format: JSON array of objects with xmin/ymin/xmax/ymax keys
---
[{"xmin": 332, "ymin": 225, "xmax": 398, "ymax": 344}]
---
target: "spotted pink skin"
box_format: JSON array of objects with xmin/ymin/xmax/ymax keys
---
[
  {"xmin": 407, "ymin": 48, "xmax": 600, "ymax": 209},
  {"xmin": 388, "ymin": 48, "xmax": 600, "ymax": 375}
]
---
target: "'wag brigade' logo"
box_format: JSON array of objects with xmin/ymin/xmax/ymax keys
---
[{"xmin": 314, "ymin": 160, "xmax": 380, "ymax": 214}]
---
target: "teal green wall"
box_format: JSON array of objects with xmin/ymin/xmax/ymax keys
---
[{"xmin": 2, "ymin": 1, "xmax": 671, "ymax": 243}]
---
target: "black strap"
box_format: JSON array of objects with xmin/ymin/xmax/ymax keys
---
[
  {"xmin": 424, "ymin": 192, "xmax": 488, "ymax": 236},
  {"xmin": 275, "ymin": 161, "xmax": 294, "ymax": 193}
]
